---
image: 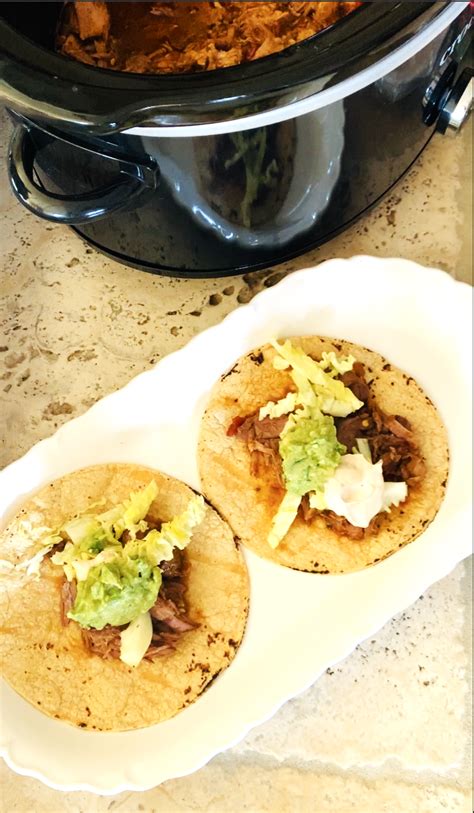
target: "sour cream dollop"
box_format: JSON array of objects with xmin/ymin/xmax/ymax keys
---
[{"xmin": 324, "ymin": 454, "xmax": 386, "ymax": 528}]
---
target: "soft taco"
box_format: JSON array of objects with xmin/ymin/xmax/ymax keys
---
[
  {"xmin": 198, "ymin": 337, "xmax": 449, "ymax": 573},
  {"xmin": 0, "ymin": 464, "xmax": 249, "ymax": 731}
]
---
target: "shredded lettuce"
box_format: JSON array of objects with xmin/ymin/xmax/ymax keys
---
[
  {"xmin": 52, "ymin": 480, "xmax": 160, "ymax": 581},
  {"xmin": 62, "ymin": 515, "xmax": 109, "ymax": 548},
  {"xmin": 287, "ymin": 368, "xmax": 320, "ymax": 411},
  {"xmin": 51, "ymin": 529, "xmax": 122, "ymax": 582},
  {"xmin": 0, "ymin": 517, "xmax": 62, "ymax": 581},
  {"xmin": 68, "ymin": 547, "xmax": 121, "ymax": 582}
]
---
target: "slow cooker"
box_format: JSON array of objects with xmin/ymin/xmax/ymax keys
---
[{"xmin": 1, "ymin": 1, "xmax": 472, "ymax": 278}]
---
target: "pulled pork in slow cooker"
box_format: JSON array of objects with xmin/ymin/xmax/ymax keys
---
[{"xmin": 57, "ymin": 2, "xmax": 361, "ymax": 74}]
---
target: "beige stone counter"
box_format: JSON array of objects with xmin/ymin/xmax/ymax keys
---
[{"xmin": 0, "ymin": 107, "xmax": 472, "ymax": 812}]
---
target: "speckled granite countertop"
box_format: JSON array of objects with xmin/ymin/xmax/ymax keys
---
[{"xmin": 0, "ymin": 107, "xmax": 472, "ymax": 812}]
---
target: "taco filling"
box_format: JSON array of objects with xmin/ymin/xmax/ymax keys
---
[
  {"xmin": 227, "ymin": 340, "xmax": 425, "ymax": 549},
  {"xmin": 20, "ymin": 480, "xmax": 205, "ymax": 668},
  {"xmin": 56, "ymin": 2, "xmax": 361, "ymax": 75}
]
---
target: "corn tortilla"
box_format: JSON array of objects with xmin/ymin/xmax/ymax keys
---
[
  {"xmin": 198, "ymin": 337, "xmax": 449, "ymax": 573},
  {"xmin": 0, "ymin": 464, "xmax": 249, "ymax": 731}
]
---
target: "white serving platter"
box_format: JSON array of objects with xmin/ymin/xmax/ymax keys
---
[{"xmin": 0, "ymin": 256, "xmax": 471, "ymax": 794}]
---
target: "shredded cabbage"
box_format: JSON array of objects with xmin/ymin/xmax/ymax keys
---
[
  {"xmin": 125, "ymin": 494, "xmax": 205, "ymax": 564},
  {"xmin": 97, "ymin": 480, "xmax": 159, "ymax": 540},
  {"xmin": 120, "ymin": 611, "xmax": 153, "ymax": 668},
  {"xmin": 14, "ymin": 543, "xmax": 56, "ymax": 578},
  {"xmin": 268, "ymin": 492, "xmax": 302, "ymax": 550},
  {"xmin": 356, "ymin": 437, "xmax": 372, "ymax": 463},
  {"xmin": 259, "ymin": 391, "xmax": 298, "ymax": 420},
  {"xmin": 319, "ymin": 351, "xmax": 356, "ymax": 376},
  {"xmin": 62, "ymin": 515, "xmax": 108, "ymax": 547},
  {"xmin": 69, "ymin": 547, "xmax": 121, "ymax": 582},
  {"xmin": 270, "ymin": 340, "xmax": 363, "ymax": 417}
]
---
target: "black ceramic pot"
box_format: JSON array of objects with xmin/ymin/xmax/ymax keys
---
[{"xmin": 0, "ymin": 1, "xmax": 472, "ymax": 276}]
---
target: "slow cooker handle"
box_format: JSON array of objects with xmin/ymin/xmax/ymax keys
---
[
  {"xmin": 8, "ymin": 122, "xmax": 157, "ymax": 224},
  {"xmin": 437, "ymin": 68, "xmax": 473, "ymax": 135}
]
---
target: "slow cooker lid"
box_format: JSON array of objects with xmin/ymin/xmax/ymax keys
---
[{"xmin": 0, "ymin": 1, "xmax": 468, "ymax": 135}]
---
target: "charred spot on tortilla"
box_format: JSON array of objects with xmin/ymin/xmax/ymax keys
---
[
  {"xmin": 220, "ymin": 362, "xmax": 240, "ymax": 382},
  {"xmin": 0, "ymin": 464, "xmax": 249, "ymax": 732},
  {"xmin": 198, "ymin": 336, "xmax": 449, "ymax": 574},
  {"xmin": 250, "ymin": 352, "xmax": 265, "ymax": 366}
]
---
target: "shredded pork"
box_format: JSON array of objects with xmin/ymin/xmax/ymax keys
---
[
  {"xmin": 57, "ymin": 2, "xmax": 361, "ymax": 74},
  {"xmin": 60, "ymin": 578, "xmax": 77, "ymax": 627},
  {"xmin": 74, "ymin": 1, "xmax": 110, "ymax": 40},
  {"xmin": 150, "ymin": 595, "xmax": 196, "ymax": 633},
  {"xmin": 81, "ymin": 624, "xmax": 122, "ymax": 659},
  {"xmin": 228, "ymin": 412, "xmax": 287, "ymax": 484}
]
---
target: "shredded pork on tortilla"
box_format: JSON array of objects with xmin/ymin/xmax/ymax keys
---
[
  {"xmin": 227, "ymin": 361, "xmax": 426, "ymax": 540},
  {"xmin": 228, "ymin": 412, "xmax": 287, "ymax": 484},
  {"xmin": 57, "ymin": 2, "xmax": 361, "ymax": 74}
]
